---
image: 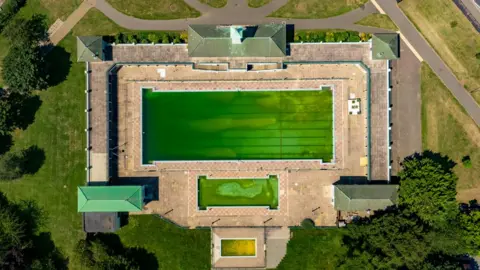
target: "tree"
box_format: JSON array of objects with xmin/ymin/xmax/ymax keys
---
[
  {"xmin": 398, "ymin": 152, "xmax": 458, "ymax": 226},
  {"xmin": 73, "ymin": 237, "xmax": 140, "ymax": 270},
  {"xmin": 2, "ymin": 45, "xmax": 48, "ymax": 94},
  {"xmin": 341, "ymin": 209, "xmax": 464, "ymax": 269},
  {"xmin": 0, "ymin": 0, "xmax": 26, "ymax": 31},
  {"xmin": 0, "ymin": 92, "xmax": 41, "ymax": 134},
  {"xmin": 0, "ymin": 151, "xmax": 24, "ymax": 180},
  {"xmin": 460, "ymin": 209, "xmax": 480, "ymax": 255},
  {"xmin": 2, "ymin": 14, "xmax": 48, "ymax": 45}
]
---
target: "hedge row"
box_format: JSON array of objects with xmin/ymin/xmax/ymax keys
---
[
  {"xmin": 108, "ymin": 31, "xmax": 188, "ymax": 44},
  {"xmin": 294, "ymin": 30, "xmax": 372, "ymax": 43},
  {"xmin": 0, "ymin": 0, "xmax": 25, "ymax": 31},
  {"xmin": 107, "ymin": 30, "xmax": 372, "ymax": 44}
]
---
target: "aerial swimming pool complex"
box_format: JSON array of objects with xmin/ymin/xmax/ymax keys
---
[{"xmin": 142, "ymin": 88, "xmax": 333, "ymax": 164}]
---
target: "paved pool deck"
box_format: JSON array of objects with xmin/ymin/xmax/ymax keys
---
[{"xmin": 87, "ymin": 42, "xmax": 389, "ymax": 228}]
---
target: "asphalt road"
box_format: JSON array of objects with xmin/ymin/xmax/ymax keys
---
[
  {"xmin": 375, "ymin": 0, "xmax": 480, "ymax": 125},
  {"xmin": 460, "ymin": 0, "xmax": 480, "ymax": 23}
]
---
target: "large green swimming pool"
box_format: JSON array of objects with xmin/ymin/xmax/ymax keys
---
[{"xmin": 142, "ymin": 88, "xmax": 333, "ymax": 163}]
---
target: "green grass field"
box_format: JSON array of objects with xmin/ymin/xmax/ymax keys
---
[
  {"xmin": 106, "ymin": 0, "xmax": 200, "ymax": 20},
  {"xmin": 199, "ymin": 0, "xmax": 227, "ymax": 8},
  {"xmin": 142, "ymin": 89, "xmax": 333, "ymax": 162},
  {"xmin": 420, "ymin": 63, "xmax": 480, "ymax": 202},
  {"xmin": 248, "ymin": 0, "xmax": 271, "ymax": 8},
  {"xmin": 270, "ymin": 0, "xmax": 368, "ymax": 19},
  {"xmin": 355, "ymin": 14, "xmax": 398, "ymax": 31},
  {"xmin": 198, "ymin": 175, "xmax": 279, "ymax": 209},
  {"xmin": 276, "ymin": 228, "xmax": 347, "ymax": 270}
]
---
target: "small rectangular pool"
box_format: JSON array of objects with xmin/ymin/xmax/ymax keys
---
[
  {"xmin": 221, "ymin": 239, "xmax": 256, "ymax": 257},
  {"xmin": 142, "ymin": 88, "xmax": 333, "ymax": 164},
  {"xmin": 198, "ymin": 175, "xmax": 279, "ymax": 210}
]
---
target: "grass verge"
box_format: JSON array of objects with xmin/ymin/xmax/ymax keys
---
[
  {"xmin": 400, "ymin": 0, "xmax": 480, "ymax": 103},
  {"xmin": 420, "ymin": 63, "xmax": 480, "ymax": 202},
  {"xmin": 248, "ymin": 0, "xmax": 271, "ymax": 8},
  {"xmin": 199, "ymin": 0, "xmax": 227, "ymax": 8},
  {"xmin": 117, "ymin": 215, "xmax": 211, "ymax": 269},
  {"xmin": 269, "ymin": 0, "xmax": 368, "ymax": 19},
  {"xmin": 355, "ymin": 13, "xmax": 398, "ymax": 31},
  {"xmin": 106, "ymin": 0, "xmax": 200, "ymax": 20},
  {"xmin": 276, "ymin": 228, "xmax": 346, "ymax": 270}
]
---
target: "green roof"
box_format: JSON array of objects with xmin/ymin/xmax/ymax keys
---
[
  {"xmin": 372, "ymin": 33, "xmax": 399, "ymax": 60},
  {"xmin": 77, "ymin": 36, "xmax": 105, "ymax": 62},
  {"xmin": 77, "ymin": 186, "xmax": 143, "ymax": 212},
  {"xmin": 188, "ymin": 24, "xmax": 286, "ymax": 57},
  {"xmin": 334, "ymin": 185, "xmax": 398, "ymax": 211}
]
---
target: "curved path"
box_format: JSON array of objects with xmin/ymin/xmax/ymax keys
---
[{"xmin": 95, "ymin": 0, "xmax": 391, "ymax": 33}]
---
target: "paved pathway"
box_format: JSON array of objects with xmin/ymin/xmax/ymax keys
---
[
  {"xmin": 460, "ymin": 0, "xmax": 480, "ymax": 24},
  {"xmin": 49, "ymin": 0, "xmax": 94, "ymax": 45},
  {"xmin": 374, "ymin": 0, "xmax": 480, "ymax": 125}
]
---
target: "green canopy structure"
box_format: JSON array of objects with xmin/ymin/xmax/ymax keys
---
[
  {"xmin": 188, "ymin": 24, "xmax": 286, "ymax": 57},
  {"xmin": 77, "ymin": 36, "xmax": 105, "ymax": 62},
  {"xmin": 371, "ymin": 33, "xmax": 399, "ymax": 60},
  {"xmin": 333, "ymin": 184, "xmax": 398, "ymax": 211},
  {"xmin": 77, "ymin": 186, "xmax": 144, "ymax": 212}
]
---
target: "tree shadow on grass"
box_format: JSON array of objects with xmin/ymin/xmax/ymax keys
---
[
  {"xmin": 88, "ymin": 233, "xmax": 159, "ymax": 270},
  {"xmin": 12, "ymin": 94, "xmax": 42, "ymax": 130},
  {"xmin": 45, "ymin": 46, "xmax": 72, "ymax": 87},
  {"xmin": 0, "ymin": 194, "xmax": 67, "ymax": 268},
  {"xmin": 402, "ymin": 150, "xmax": 456, "ymax": 173},
  {"xmin": 20, "ymin": 145, "xmax": 45, "ymax": 175},
  {"xmin": 0, "ymin": 133, "xmax": 13, "ymax": 155}
]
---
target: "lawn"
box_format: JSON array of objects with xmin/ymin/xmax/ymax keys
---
[
  {"xmin": 117, "ymin": 215, "xmax": 211, "ymax": 269},
  {"xmin": 106, "ymin": 0, "xmax": 200, "ymax": 20},
  {"xmin": 420, "ymin": 63, "xmax": 480, "ymax": 202},
  {"xmin": 199, "ymin": 0, "xmax": 227, "ymax": 8},
  {"xmin": 400, "ymin": 0, "xmax": 480, "ymax": 103},
  {"xmin": 248, "ymin": 0, "xmax": 271, "ymax": 8},
  {"xmin": 142, "ymin": 89, "xmax": 334, "ymax": 161},
  {"xmin": 269, "ymin": 0, "xmax": 368, "ymax": 19},
  {"xmin": 198, "ymin": 175, "xmax": 279, "ymax": 209},
  {"xmin": 355, "ymin": 13, "xmax": 398, "ymax": 31},
  {"xmin": 276, "ymin": 228, "xmax": 347, "ymax": 270}
]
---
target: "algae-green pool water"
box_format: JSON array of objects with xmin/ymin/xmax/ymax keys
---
[
  {"xmin": 221, "ymin": 239, "xmax": 256, "ymax": 256},
  {"xmin": 142, "ymin": 89, "xmax": 333, "ymax": 163},
  {"xmin": 198, "ymin": 175, "xmax": 279, "ymax": 209}
]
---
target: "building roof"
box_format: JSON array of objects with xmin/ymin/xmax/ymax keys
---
[
  {"xmin": 188, "ymin": 24, "xmax": 286, "ymax": 57},
  {"xmin": 372, "ymin": 33, "xmax": 399, "ymax": 60},
  {"xmin": 77, "ymin": 186, "xmax": 143, "ymax": 212},
  {"xmin": 83, "ymin": 212, "xmax": 119, "ymax": 233},
  {"xmin": 334, "ymin": 184, "xmax": 398, "ymax": 211},
  {"xmin": 77, "ymin": 36, "xmax": 105, "ymax": 62}
]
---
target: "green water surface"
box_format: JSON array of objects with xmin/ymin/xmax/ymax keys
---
[
  {"xmin": 142, "ymin": 89, "xmax": 333, "ymax": 163},
  {"xmin": 198, "ymin": 175, "xmax": 279, "ymax": 209}
]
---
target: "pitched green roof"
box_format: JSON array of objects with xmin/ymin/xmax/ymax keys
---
[
  {"xmin": 188, "ymin": 24, "xmax": 286, "ymax": 57},
  {"xmin": 77, "ymin": 36, "xmax": 105, "ymax": 62},
  {"xmin": 77, "ymin": 186, "xmax": 143, "ymax": 212},
  {"xmin": 334, "ymin": 185, "xmax": 398, "ymax": 211},
  {"xmin": 372, "ymin": 33, "xmax": 399, "ymax": 60}
]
